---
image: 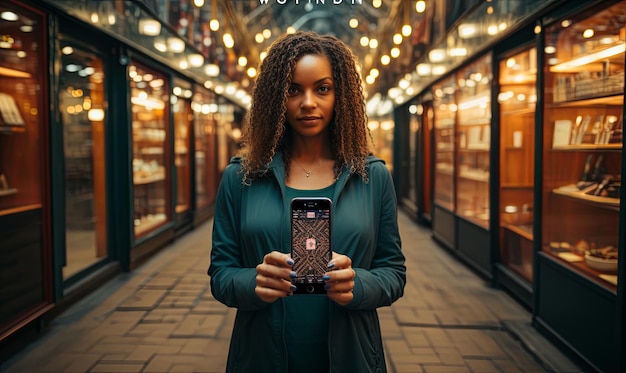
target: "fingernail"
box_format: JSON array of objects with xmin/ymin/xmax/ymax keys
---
[
  {"xmin": 287, "ymin": 258, "xmax": 294, "ymax": 266},
  {"xmin": 290, "ymin": 284, "xmax": 297, "ymax": 292},
  {"xmin": 327, "ymin": 262, "xmax": 335, "ymax": 269},
  {"xmin": 290, "ymin": 271, "xmax": 297, "ymax": 278},
  {"xmin": 322, "ymin": 275, "xmax": 331, "ymax": 281},
  {"xmin": 324, "ymin": 285, "xmax": 331, "ymax": 290}
]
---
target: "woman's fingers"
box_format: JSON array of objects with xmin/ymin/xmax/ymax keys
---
[
  {"xmin": 325, "ymin": 252, "xmax": 356, "ymax": 305},
  {"xmin": 255, "ymin": 251, "xmax": 296, "ymax": 303}
]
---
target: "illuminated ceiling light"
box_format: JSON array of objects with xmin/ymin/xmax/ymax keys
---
[
  {"xmin": 390, "ymin": 47, "xmax": 400, "ymax": 58},
  {"xmin": 210, "ymin": 19, "xmax": 219, "ymax": 31},
  {"xmin": 90, "ymin": 12, "xmax": 99, "ymax": 24},
  {"xmin": 263, "ymin": 29, "xmax": 272, "ymax": 39},
  {"xmin": 534, "ymin": 25, "xmax": 541, "ymax": 34},
  {"xmin": 428, "ymin": 49, "xmax": 445, "ymax": 62},
  {"xmin": 415, "ymin": 1, "xmax": 426, "ymax": 13},
  {"xmin": 1, "ymin": 11, "xmax": 18, "ymax": 21},
  {"xmin": 416, "ymin": 63, "xmax": 431, "ymax": 76},
  {"xmin": 154, "ymin": 38, "xmax": 167, "ymax": 52},
  {"xmin": 381, "ymin": 54, "xmax": 390, "ymax": 65},
  {"xmin": 16, "ymin": 51, "xmax": 26, "ymax": 58},
  {"xmin": 223, "ymin": 33, "xmax": 234, "ymax": 48},
  {"xmin": 286, "ymin": 26, "xmax": 296, "ymax": 34},
  {"xmin": 449, "ymin": 48, "xmax": 467, "ymax": 57},
  {"xmin": 393, "ymin": 33, "xmax": 403, "ymax": 45},
  {"xmin": 370, "ymin": 68, "xmax": 379, "ymax": 78},
  {"xmin": 583, "ymin": 29, "xmax": 594, "ymax": 38},
  {"xmin": 247, "ymin": 67, "xmax": 257, "ymax": 78},
  {"xmin": 372, "ymin": 0, "xmax": 382, "ymax": 8},
  {"xmin": 432, "ymin": 66, "xmax": 446, "ymax": 75},
  {"xmin": 255, "ymin": 33, "xmax": 264, "ymax": 43},
  {"xmin": 486, "ymin": 6, "xmax": 493, "ymax": 15},
  {"xmin": 369, "ymin": 38, "xmax": 378, "ymax": 49},
  {"xmin": 179, "ymin": 60, "xmax": 189, "ymax": 69},
  {"xmin": 193, "ymin": 0, "xmax": 205, "ymax": 7},
  {"xmin": 545, "ymin": 45, "xmax": 556, "ymax": 54},
  {"xmin": 139, "ymin": 19, "xmax": 161, "ymax": 36},
  {"xmin": 20, "ymin": 25, "xmax": 33, "ymax": 32},
  {"xmin": 551, "ymin": 43, "xmax": 625, "ymax": 71},
  {"xmin": 188, "ymin": 53, "xmax": 204, "ymax": 67},
  {"xmin": 488, "ymin": 25, "xmax": 499, "ymax": 35},
  {"xmin": 238, "ymin": 56, "xmax": 247, "ymax": 67},
  {"xmin": 561, "ymin": 19, "xmax": 572, "ymax": 28},
  {"xmin": 398, "ymin": 79, "xmax": 410, "ymax": 89},
  {"xmin": 458, "ymin": 24, "xmax": 477, "ymax": 38},
  {"xmin": 167, "ymin": 37, "xmax": 185, "ymax": 53},
  {"xmin": 402, "ymin": 24, "xmax": 412, "ymax": 37},
  {"xmin": 365, "ymin": 75, "xmax": 375, "ymax": 84},
  {"xmin": 360, "ymin": 36, "xmax": 369, "ymax": 47},
  {"xmin": 349, "ymin": 18, "xmax": 358, "ymax": 28},
  {"xmin": 260, "ymin": 51, "xmax": 267, "ymax": 60},
  {"xmin": 62, "ymin": 46, "xmax": 74, "ymax": 55},
  {"xmin": 499, "ymin": 22, "xmax": 507, "ymax": 31},
  {"xmin": 225, "ymin": 85, "xmax": 236, "ymax": 95},
  {"xmin": 205, "ymin": 64, "xmax": 220, "ymax": 77},
  {"xmin": 214, "ymin": 85, "xmax": 224, "ymax": 94}
]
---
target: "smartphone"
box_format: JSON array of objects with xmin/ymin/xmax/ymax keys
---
[{"xmin": 290, "ymin": 197, "xmax": 332, "ymax": 294}]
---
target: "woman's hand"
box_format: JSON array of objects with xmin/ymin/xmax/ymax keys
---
[
  {"xmin": 255, "ymin": 251, "xmax": 297, "ymax": 303},
  {"xmin": 324, "ymin": 252, "xmax": 356, "ymax": 306}
]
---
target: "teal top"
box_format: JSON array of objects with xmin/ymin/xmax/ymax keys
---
[{"xmin": 284, "ymin": 184, "xmax": 334, "ymax": 373}]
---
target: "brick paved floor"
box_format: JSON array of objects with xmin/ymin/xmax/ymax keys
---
[{"xmin": 1, "ymin": 211, "xmax": 586, "ymax": 373}]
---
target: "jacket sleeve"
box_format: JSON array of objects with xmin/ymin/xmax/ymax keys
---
[
  {"xmin": 208, "ymin": 162, "xmax": 269, "ymax": 311},
  {"xmin": 345, "ymin": 161, "xmax": 406, "ymax": 310}
]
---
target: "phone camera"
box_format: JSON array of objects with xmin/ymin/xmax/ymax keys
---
[{"xmin": 306, "ymin": 285, "xmax": 315, "ymax": 293}]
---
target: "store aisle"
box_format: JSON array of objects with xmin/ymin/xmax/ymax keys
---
[{"xmin": 1, "ymin": 210, "xmax": 585, "ymax": 373}]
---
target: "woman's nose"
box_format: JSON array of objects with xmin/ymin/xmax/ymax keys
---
[{"xmin": 301, "ymin": 91, "xmax": 316, "ymax": 108}]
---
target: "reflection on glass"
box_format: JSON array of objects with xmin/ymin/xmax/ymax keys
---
[
  {"xmin": 173, "ymin": 83, "xmax": 192, "ymax": 216},
  {"xmin": 432, "ymin": 77, "xmax": 456, "ymax": 211},
  {"xmin": 131, "ymin": 63, "xmax": 170, "ymax": 237},
  {"xmin": 455, "ymin": 53, "xmax": 491, "ymax": 228},
  {"xmin": 498, "ymin": 47, "xmax": 536, "ymax": 283},
  {"xmin": 59, "ymin": 44, "xmax": 108, "ymax": 278},
  {"xmin": 193, "ymin": 89, "xmax": 218, "ymax": 210}
]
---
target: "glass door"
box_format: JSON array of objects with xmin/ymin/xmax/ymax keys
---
[
  {"xmin": 172, "ymin": 79, "xmax": 192, "ymax": 219},
  {"xmin": 58, "ymin": 42, "xmax": 108, "ymax": 278}
]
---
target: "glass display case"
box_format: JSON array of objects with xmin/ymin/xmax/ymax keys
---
[
  {"xmin": 193, "ymin": 88, "xmax": 218, "ymax": 211},
  {"xmin": 542, "ymin": 2, "xmax": 624, "ymax": 290},
  {"xmin": 455, "ymin": 53, "xmax": 492, "ymax": 228},
  {"xmin": 498, "ymin": 47, "xmax": 537, "ymax": 283},
  {"xmin": 0, "ymin": 2, "xmax": 50, "ymax": 334},
  {"xmin": 172, "ymin": 79, "xmax": 192, "ymax": 218},
  {"xmin": 130, "ymin": 62, "xmax": 171, "ymax": 237},
  {"xmin": 432, "ymin": 77, "xmax": 457, "ymax": 212}
]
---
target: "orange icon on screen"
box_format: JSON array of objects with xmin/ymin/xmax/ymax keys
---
[{"xmin": 306, "ymin": 238, "xmax": 316, "ymax": 250}]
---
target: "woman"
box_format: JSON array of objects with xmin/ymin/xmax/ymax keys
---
[{"xmin": 209, "ymin": 31, "xmax": 406, "ymax": 373}]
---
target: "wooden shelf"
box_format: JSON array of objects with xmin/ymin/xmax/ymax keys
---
[{"xmin": 552, "ymin": 187, "xmax": 619, "ymax": 211}]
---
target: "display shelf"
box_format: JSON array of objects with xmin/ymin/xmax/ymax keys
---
[
  {"xmin": 552, "ymin": 186, "xmax": 620, "ymax": 210},
  {"xmin": 551, "ymin": 143, "xmax": 622, "ymax": 151},
  {"xmin": 0, "ymin": 188, "xmax": 17, "ymax": 196}
]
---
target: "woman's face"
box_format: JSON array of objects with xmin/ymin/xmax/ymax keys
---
[{"xmin": 285, "ymin": 54, "xmax": 335, "ymax": 140}]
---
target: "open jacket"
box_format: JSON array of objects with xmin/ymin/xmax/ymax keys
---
[{"xmin": 208, "ymin": 152, "xmax": 406, "ymax": 373}]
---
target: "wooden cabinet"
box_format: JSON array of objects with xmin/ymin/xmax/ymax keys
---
[{"xmin": 498, "ymin": 47, "xmax": 537, "ymax": 283}]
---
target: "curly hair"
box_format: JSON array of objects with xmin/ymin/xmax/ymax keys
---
[{"xmin": 239, "ymin": 31, "xmax": 372, "ymax": 183}]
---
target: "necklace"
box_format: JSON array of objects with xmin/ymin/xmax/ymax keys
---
[{"xmin": 293, "ymin": 158, "xmax": 318, "ymax": 178}]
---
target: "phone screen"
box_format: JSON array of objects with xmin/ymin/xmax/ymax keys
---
[{"xmin": 290, "ymin": 197, "xmax": 332, "ymax": 294}]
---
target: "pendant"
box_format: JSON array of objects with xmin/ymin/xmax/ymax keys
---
[{"xmin": 305, "ymin": 171, "xmax": 311, "ymax": 177}]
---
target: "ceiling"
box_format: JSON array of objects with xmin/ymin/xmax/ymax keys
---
[{"xmin": 218, "ymin": 0, "xmax": 430, "ymax": 100}]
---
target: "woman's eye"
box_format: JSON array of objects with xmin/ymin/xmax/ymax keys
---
[
  {"xmin": 318, "ymin": 86, "xmax": 331, "ymax": 93},
  {"xmin": 287, "ymin": 86, "xmax": 299, "ymax": 95}
]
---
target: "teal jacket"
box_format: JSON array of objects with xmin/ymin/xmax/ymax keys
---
[{"xmin": 209, "ymin": 152, "xmax": 406, "ymax": 373}]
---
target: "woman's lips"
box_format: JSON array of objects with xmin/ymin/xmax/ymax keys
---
[{"xmin": 298, "ymin": 116, "xmax": 320, "ymax": 126}]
